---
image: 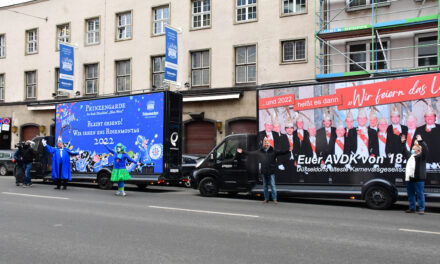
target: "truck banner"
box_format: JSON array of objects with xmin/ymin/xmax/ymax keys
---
[
  {"xmin": 56, "ymin": 93, "xmax": 165, "ymax": 174},
  {"xmin": 258, "ymin": 73, "xmax": 440, "ymax": 186}
]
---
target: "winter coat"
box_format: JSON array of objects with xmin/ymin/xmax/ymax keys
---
[{"xmin": 402, "ymin": 139, "xmax": 428, "ymax": 182}]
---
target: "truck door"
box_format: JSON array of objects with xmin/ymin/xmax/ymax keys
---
[{"xmin": 214, "ymin": 136, "xmax": 248, "ymax": 189}]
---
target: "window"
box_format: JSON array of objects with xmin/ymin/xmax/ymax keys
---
[
  {"xmin": 55, "ymin": 68, "xmax": 69, "ymax": 97},
  {"xmin": 57, "ymin": 23, "xmax": 70, "ymax": 48},
  {"xmin": 282, "ymin": 39, "xmax": 306, "ymax": 62},
  {"xmin": 0, "ymin": 74, "xmax": 4, "ymax": 101},
  {"xmin": 26, "ymin": 29, "xmax": 38, "ymax": 54},
  {"xmin": 282, "ymin": 0, "xmax": 306, "ymax": 15},
  {"xmin": 86, "ymin": 18, "xmax": 100, "ymax": 45},
  {"xmin": 235, "ymin": 45, "xmax": 257, "ymax": 84},
  {"xmin": 25, "ymin": 71, "xmax": 37, "ymax": 99},
  {"xmin": 0, "ymin": 34, "xmax": 4, "ymax": 58},
  {"xmin": 116, "ymin": 12, "xmax": 132, "ymax": 40},
  {"xmin": 85, "ymin": 64, "xmax": 99, "ymax": 94},
  {"xmin": 191, "ymin": 50, "xmax": 210, "ymax": 87},
  {"xmin": 116, "ymin": 60, "xmax": 131, "ymax": 92},
  {"xmin": 152, "ymin": 56, "xmax": 168, "ymax": 90},
  {"xmin": 417, "ymin": 34, "xmax": 437, "ymax": 67},
  {"xmin": 153, "ymin": 6, "xmax": 169, "ymax": 35},
  {"xmin": 347, "ymin": 41, "xmax": 389, "ymax": 72},
  {"xmin": 348, "ymin": 0, "xmax": 388, "ymax": 8},
  {"xmin": 192, "ymin": 0, "xmax": 210, "ymax": 29},
  {"xmin": 236, "ymin": 0, "xmax": 257, "ymax": 22}
]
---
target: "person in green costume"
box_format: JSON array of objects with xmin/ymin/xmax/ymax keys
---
[{"xmin": 103, "ymin": 142, "xmax": 139, "ymax": 196}]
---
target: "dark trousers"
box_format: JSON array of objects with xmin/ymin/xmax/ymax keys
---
[{"xmin": 55, "ymin": 163, "xmax": 68, "ymax": 189}]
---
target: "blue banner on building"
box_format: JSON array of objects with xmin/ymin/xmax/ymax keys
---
[
  {"xmin": 164, "ymin": 27, "xmax": 178, "ymax": 83},
  {"xmin": 59, "ymin": 43, "xmax": 74, "ymax": 91}
]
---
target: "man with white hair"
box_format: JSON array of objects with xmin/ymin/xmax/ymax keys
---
[
  {"xmin": 333, "ymin": 120, "xmax": 349, "ymax": 160},
  {"xmin": 316, "ymin": 111, "xmax": 336, "ymax": 161},
  {"xmin": 293, "ymin": 115, "xmax": 313, "ymax": 158},
  {"xmin": 369, "ymin": 108, "xmax": 378, "ymax": 131},
  {"xmin": 345, "ymin": 110, "xmax": 355, "ymax": 137},
  {"xmin": 415, "ymin": 104, "xmax": 440, "ymax": 166},
  {"xmin": 377, "ymin": 116, "xmax": 389, "ymax": 158},
  {"xmin": 258, "ymin": 116, "xmax": 279, "ymax": 150},
  {"xmin": 386, "ymin": 105, "xmax": 408, "ymax": 158},
  {"xmin": 404, "ymin": 113, "xmax": 418, "ymax": 152},
  {"xmin": 348, "ymin": 108, "xmax": 379, "ymax": 158}
]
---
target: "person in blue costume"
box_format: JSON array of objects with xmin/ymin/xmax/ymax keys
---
[
  {"xmin": 42, "ymin": 138, "xmax": 79, "ymax": 190},
  {"xmin": 104, "ymin": 142, "xmax": 139, "ymax": 196}
]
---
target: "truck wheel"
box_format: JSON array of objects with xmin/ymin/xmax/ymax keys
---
[
  {"xmin": 365, "ymin": 186, "xmax": 392, "ymax": 210},
  {"xmin": 199, "ymin": 177, "xmax": 218, "ymax": 197},
  {"xmin": 98, "ymin": 173, "xmax": 113, "ymax": 190},
  {"xmin": 137, "ymin": 184, "xmax": 148, "ymax": 190},
  {"xmin": 0, "ymin": 165, "xmax": 7, "ymax": 176}
]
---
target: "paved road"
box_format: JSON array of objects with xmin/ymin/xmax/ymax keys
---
[{"xmin": 0, "ymin": 176, "xmax": 439, "ymax": 264}]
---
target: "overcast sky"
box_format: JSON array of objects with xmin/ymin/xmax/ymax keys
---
[{"xmin": 0, "ymin": 0, "xmax": 33, "ymax": 7}]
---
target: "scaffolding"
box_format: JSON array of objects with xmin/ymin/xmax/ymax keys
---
[{"xmin": 315, "ymin": 0, "xmax": 440, "ymax": 80}]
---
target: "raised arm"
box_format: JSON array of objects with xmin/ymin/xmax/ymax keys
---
[{"xmin": 104, "ymin": 144, "xmax": 115, "ymax": 154}]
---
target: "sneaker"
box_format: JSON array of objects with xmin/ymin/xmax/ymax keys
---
[
  {"xmin": 62, "ymin": 187, "xmax": 67, "ymax": 190},
  {"xmin": 16, "ymin": 183, "xmax": 20, "ymax": 186},
  {"xmin": 263, "ymin": 200, "xmax": 268, "ymax": 204},
  {"xmin": 121, "ymin": 191, "xmax": 126, "ymax": 197},
  {"xmin": 28, "ymin": 183, "xmax": 33, "ymax": 187},
  {"xmin": 273, "ymin": 200, "xmax": 279, "ymax": 204},
  {"xmin": 22, "ymin": 184, "xmax": 28, "ymax": 188},
  {"xmin": 405, "ymin": 209, "xmax": 416, "ymax": 213},
  {"xmin": 54, "ymin": 186, "xmax": 60, "ymax": 190},
  {"xmin": 417, "ymin": 210, "xmax": 425, "ymax": 215},
  {"xmin": 114, "ymin": 191, "xmax": 121, "ymax": 196}
]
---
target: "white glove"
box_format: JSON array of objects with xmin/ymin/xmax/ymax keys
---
[
  {"xmin": 426, "ymin": 163, "xmax": 431, "ymax": 170},
  {"xmin": 278, "ymin": 164, "xmax": 285, "ymax": 171},
  {"xmin": 42, "ymin": 139, "xmax": 47, "ymax": 147}
]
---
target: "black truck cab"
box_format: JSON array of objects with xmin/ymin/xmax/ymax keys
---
[{"xmin": 191, "ymin": 134, "xmax": 258, "ymax": 196}]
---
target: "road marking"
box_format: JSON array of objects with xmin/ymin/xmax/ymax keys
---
[
  {"xmin": 149, "ymin": 205, "xmax": 259, "ymax": 218},
  {"xmin": 2, "ymin": 192, "xmax": 70, "ymax": 200},
  {"xmin": 399, "ymin": 228, "xmax": 440, "ymax": 235}
]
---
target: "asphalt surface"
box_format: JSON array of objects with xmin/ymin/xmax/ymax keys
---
[{"xmin": 1, "ymin": 176, "xmax": 440, "ymax": 264}]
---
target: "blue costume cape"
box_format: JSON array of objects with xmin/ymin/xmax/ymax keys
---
[{"xmin": 45, "ymin": 145, "xmax": 79, "ymax": 181}]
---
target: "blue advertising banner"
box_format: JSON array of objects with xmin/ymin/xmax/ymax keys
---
[
  {"xmin": 59, "ymin": 43, "xmax": 74, "ymax": 91},
  {"xmin": 56, "ymin": 93, "xmax": 165, "ymax": 174},
  {"xmin": 164, "ymin": 26, "xmax": 178, "ymax": 83}
]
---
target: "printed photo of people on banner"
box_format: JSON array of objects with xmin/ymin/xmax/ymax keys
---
[{"xmin": 258, "ymin": 72, "xmax": 440, "ymax": 186}]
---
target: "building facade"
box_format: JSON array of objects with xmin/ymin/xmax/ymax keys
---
[{"xmin": 0, "ymin": 0, "xmax": 315, "ymax": 153}]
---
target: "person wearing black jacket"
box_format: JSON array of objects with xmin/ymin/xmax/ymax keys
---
[
  {"xmin": 401, "ymin": 134, "xmax": 428, "ymax": 215},
  {"xmin": 13, "ymin": 143, "xmax": 25, "ymax": 186},
  {"xmin": 22, "ymin": 141, "xmax": 35, "ymax": 187},
  {"xmin": 237, "ymin": 137, "xmax": 290, "ymax": 204}
]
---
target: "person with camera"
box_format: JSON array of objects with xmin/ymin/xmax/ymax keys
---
[
  {"xmin": 13, "ymin": 142, "xmax": 25, "ymax": 186},
  {"xmin": 401, "ymin": 134, "xmax": 428, "ymax": 215},
  {"xmin": 22, "ymin": 141, "xmax": 35, "ymax": 187}
]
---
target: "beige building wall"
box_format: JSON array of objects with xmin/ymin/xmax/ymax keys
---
[{"xmin": 0, "ymin": 0, "xmax": 315, "ymax": 147}]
